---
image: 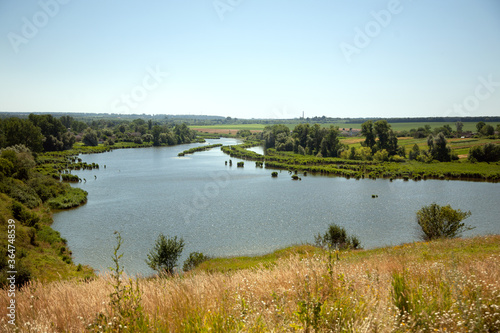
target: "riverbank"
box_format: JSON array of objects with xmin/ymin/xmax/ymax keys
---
[
  {"xmin": 222, "ymin": 142, "xmax": 500, "ymax": 182},
  {"xmin": 1, "ymin": 235, "xmax": 499, "ymax": 332}
]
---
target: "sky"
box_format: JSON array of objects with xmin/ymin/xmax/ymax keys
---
[{"xmin": 0, "ymin": 0, "xmax": 499, "ymax": 119}]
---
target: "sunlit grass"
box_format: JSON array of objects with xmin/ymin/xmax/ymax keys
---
[{"xmin": 1, "ymin": 235, "xmax": 499, "ymax": 332}]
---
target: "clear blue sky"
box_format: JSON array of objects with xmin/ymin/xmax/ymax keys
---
[{"xmin": 1, "ymin": 0, "xmax": 499, "ymax": 119}]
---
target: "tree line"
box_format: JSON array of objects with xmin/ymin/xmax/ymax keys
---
[{"xmin": 0, "ymin": 114, "xmax": 198, "ymax": 152}]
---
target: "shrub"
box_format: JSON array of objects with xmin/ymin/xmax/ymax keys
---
[
  {"xmin": 183, "ymin": 252, "xmax": 211, "ymax": 272},
  {"xmin": 315, "ymin": 223, "xmax": 361, "ymax": 250},
  {"xmin": 271, "ymin": 172, "xmax": 278, "ymax": 177},
  {"xmin": 237, "ymin": 161, "xmax": 244, "ymax": 167},
  {"xmin": 416, "ymin": 203, "xmax": 474, "ymax": 241},
  {"xmin": 146, "ymin": 234, "xmax": 185, "ymax": 275}
]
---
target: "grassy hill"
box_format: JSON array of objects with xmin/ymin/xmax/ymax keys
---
[{"xmin": 1, "ymin": 235, "xmax": 499, "ymax": 332}]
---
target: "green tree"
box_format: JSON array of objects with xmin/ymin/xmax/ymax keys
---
[
  {"xmin": 476, "ymin": 121, "xmax": 486, "ymax": 133},
  {"xmin": 416, "ymin": 203, "xmax": 473, "ymax": 241},
  {"xmin": 82, "ymin": 129, "xmax": 98, "ymax": 146},
  {"xmin": 361, "ymin": 120, "xmax": 376, "ymax": 149},
  {"xmin": 0, "ymin": 118, "xmax": 44, "ymax": 152},
  {"xmin": 427, "ymin": 132, "xmax": 452, "ymax": 162},
  {"xmin": 146, "ymin": 234, "xmax": 185, "ymax": 274},
  {"xmin": 455, "ymin": 121, "xmax": 464, "ymax": 134},
  {"xmin": 374, "ymin": 120, "xmax": 391, "ymax": 150},
  {"xmin": 480, "ymin": 124, "xmax": 494, "ymax": 136}
]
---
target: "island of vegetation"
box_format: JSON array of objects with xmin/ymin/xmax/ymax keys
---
[{"xmin": 222, "ymin": 120, "xmax": 500, "ymax": 182}]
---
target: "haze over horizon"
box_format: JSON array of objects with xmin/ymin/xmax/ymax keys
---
[{"xmin": 1, "ymin": 1, "xmax": 499, "ymax": 119}]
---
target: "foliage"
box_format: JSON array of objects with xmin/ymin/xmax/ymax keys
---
[
  {"xmin": 315, "ymin": 223, "xmax": 361, "ymax": 250},
  {"xmin": 182, "ymin": 252, "xmax": 211, "ymax": 272},
  {"xmin": 28, "ymin": 114, "xmax": 75, "ymax": 151},
  {"xmin": 427, "ymin": 132, "xmax": 455, "ymax": 161},
  {"xmin": 83, "ymin": 128, "xmax": 99, "ymax": 146},
  {"xmin": 0, "ymin": 117, "xmax": 44, "ymax": 152},
  {"xmin": 48, "ymin": 187, "xmax": 88, "ymax": 210},
  {"xmin": 146, "ymin": 234, "xmax": 185, "ymax": 275},
  {"xmin": 468, "ymin": 143, "xmax": 500, "ymax": 162},
  {"xmin": 416, "ymin": 203, "xmax": 474, "ymax": 241},
  {"xmin": 177, "ymin": 143, "xmax": 222, "ymax": 156}
]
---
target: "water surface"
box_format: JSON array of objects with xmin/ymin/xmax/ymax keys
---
[{"xmin": 53, "ymin": 139, "xmax": 500, "ymax": 275}]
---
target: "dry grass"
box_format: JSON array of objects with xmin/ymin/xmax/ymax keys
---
[{"xmin": 1, "ymin": 235, "xmax": 500, "ymax": 332}]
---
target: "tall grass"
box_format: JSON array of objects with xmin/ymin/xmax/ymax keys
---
[{"xmin": 1, "ymin": 235, "xmax": 499, "ymax": 332}]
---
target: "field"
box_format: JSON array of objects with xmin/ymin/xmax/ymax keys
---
[
  {"xmin": 2, "ymin": 235, "xmax": 499, "ymax": 332},
  {"xmin": 342, "ymin": 137, "xmax": 500, "ymax": 158},
  {"xmin": 190, "ymin": 122, "xmax": 498, "ymax": 133}
]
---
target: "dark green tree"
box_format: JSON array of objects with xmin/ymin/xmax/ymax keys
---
[
  {"xmin": 0, "ymin": 118, "xmax": 44, "ymax": 152},
  {"xmin": 146, "ymin": 234, "xmax": 185, "ymax": 274},
  {"xmin": 83, "ymin": 129, "xmax": 98, "ymax": 146},
  {"xmin": 480, "ymin": 124, "xmax": 494, "ymax": 136},
  {"xmin": 374, "ymin": 120, "xmax": 391, "ymax": 150},
  {"xmin": 427, "ymin": 132, "xmax": 452, "ymax": 162},
  {"xmin": 476, "ymin": 121, "xmax": 486, "ymax": 133},
  {"xmin": 416, "ymin": 203, "xmax": 473, "ymax": 240},
  {"xmin": 361, "ymin": 120, "xmax": 376, "ymax": 149}
]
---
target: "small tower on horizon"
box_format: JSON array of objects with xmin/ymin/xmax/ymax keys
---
[{"xmin": 302, "ymin": 111, "xmax": 304, "ymax": 119}]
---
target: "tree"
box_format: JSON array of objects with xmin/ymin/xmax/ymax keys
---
[
  {"xmin": 146, "ymin": 234, "xmax": 185, "ymax": 274},
  {"xmin": 361, "ymin": 120, "xmax": 376, "ymax": 149},
  {"xmin": 427, "ymin": 132, "xmax": 452, "ymax": 162},
  {"xmin": 0, "ymin": 118, "xmax": 44, "ymax": 152},
  {"xmin": 82, "ymin": 129, "xmax": 98, "ymax": 146},
  {"xmin": 416, "ymin": 203, "xmax": 473, "ymax": 241},
  {"xmin": 468, "ymin": 143, "xmax": 500, "ymax": 162},
  {"xmin": 374, "ymin": 120, "xmax": 391, "ymax": 150},
  {"xmin": 480, "ymin": 124, "xmax": 494, "ymax": 136},
  {"xmin": 455, "ymin": 121, "xmax": 464, "ymax": 134},
  {"xmin": 476, "ymin": 121, "xmax": 486, "ymax": 133}
]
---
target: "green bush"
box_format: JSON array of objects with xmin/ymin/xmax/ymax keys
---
[
  {"xmin": 416, "ymin": 203, "xmax": 474, "ymax": 240},
  {"xmin": 315, "ymin": 223, "xmax": 361, "ymax": 250},
  {"xmin": 146, "ymin": 234, "xmax": 185, "ymax": 275},
  {"xmin": 183, "ymin": 252, "xmax": 211, "ymax": 272},
  {"xmin": 11, "ymin": 201, "xmax": 39, "ymax": 227}
]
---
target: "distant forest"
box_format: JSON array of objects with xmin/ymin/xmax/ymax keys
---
[{"xmin": 1, "ymin": 112, "xmax": 499, "ymax": 127}]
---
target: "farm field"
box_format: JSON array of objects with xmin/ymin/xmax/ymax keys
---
[{"xmin": 191, "ymin": 121, "xmax": 498, "ymax": 133}]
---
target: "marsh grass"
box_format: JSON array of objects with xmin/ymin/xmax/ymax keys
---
[{"xmin": 1, "ymin": 235, "xmax": 499, "ymax": 332}]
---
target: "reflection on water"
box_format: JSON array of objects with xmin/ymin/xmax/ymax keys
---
[{"xmin": 52, "ymin": 139, "xmax": 500, "ymax": 275}]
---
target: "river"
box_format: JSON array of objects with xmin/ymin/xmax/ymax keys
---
[{"xmin": 52, "ymin": 138, "xmax": 500, "ymax": 275}]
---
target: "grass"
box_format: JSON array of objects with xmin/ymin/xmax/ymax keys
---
[
  {"xmin": 1, "ymin": 235, "xmax": 499, "ymax": 332},
  {"xmin": 47, "ymin": 187, "xmax": 88, "ymax": 210}
]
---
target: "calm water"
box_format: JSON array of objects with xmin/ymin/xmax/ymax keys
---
[{"xmin": 52, "ymin": 139, "xmax": 500, "ymax": 275}]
